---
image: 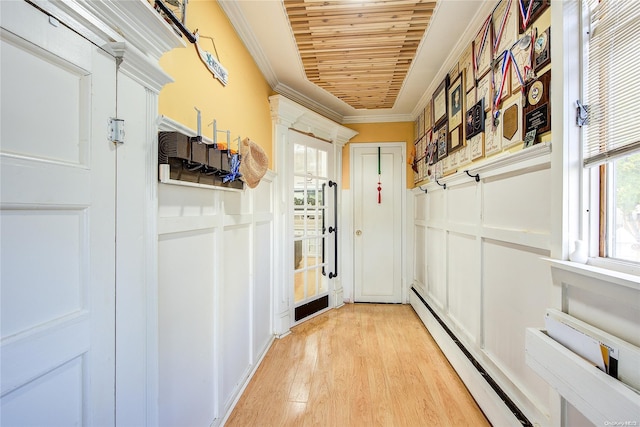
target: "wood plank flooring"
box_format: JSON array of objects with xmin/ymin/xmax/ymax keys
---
[{"xmin": 225, "ymin": 304, "xmax": 490, "ymax": 426}]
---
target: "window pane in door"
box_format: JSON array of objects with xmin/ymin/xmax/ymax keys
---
[{"xmin": 294, "ymin": 143, "xmax": 305, "ymax": 174}]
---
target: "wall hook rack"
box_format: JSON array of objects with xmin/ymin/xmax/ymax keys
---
[
  {"xmin": 465, "ymin": 170, "xmax": 480, "ymax": 182},
  {"xmin": 419, "ymin": 185, "xmax": 428, "ymax": 194},
  {"xmin": 435, "ymin": 178, "xmax": 446, "ymax": 190}
]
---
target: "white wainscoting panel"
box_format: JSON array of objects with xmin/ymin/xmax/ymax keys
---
[
  {"xmin": 410, "ymin": 147, "xmax": 554, "ymax": 426},
  {"xmin": 222, "ymin": 224, "xmax": 252, "ymax": 407},
  {"xmin": 253, "ymin": 222, "xmax": 273, "ymax": 360},
  {"xmin": 426, "ymin": 227, "xmax": 447, "ymax": 309},
  {"xmin": 158, "ymin": 229, "xmax": 216, "ymax": 427},
  {"xmin": 447, "ymin": 182, "xmax": 480, "ymax": 226},
  {"xmin": 483, "ymin": 165, "xmax": 551, "ymax": 236},
  {"xmin": 447, "ymin": 232, "xmax": 481, "ymax": 342}
]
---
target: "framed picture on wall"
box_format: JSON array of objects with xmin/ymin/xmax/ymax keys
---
[
  {"xmin": 432, "ymin": 76, "xmax": 450, "ymax": 126},
  {"xmin": 448, "ymin": 125, "xmax": 463, "ymax": 154},
  {"xmin": 448, "ymin": 72, "xmax": 464, "ymax": 131},
  {"xmin": 424, "ymin": 100, "xmax": 432, "ymax": 133},
  {"xmin": 435, "ymin": 121, "xmax": 448, "ymax": 160}
]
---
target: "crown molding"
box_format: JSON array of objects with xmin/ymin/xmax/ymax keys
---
[
  {"xmin": 108, "ymin": 42, "xmax": 174, "ymax": 94},
  {"xmin": 218, "ymin": 0, "xmax": 278, "ymax": 88}
]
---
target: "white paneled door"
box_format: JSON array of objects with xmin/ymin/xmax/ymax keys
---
[
  {"xmin": 1, "ymin": 2, "xmax": 116, "ymax": 425},
  {"xmin": 352, "ymin": 144, "xmax": 403, "ymax": 303}
]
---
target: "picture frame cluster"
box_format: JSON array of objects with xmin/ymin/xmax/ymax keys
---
[{"xmin": 413, "ymin": 0, "xmax": 552, "ymax": 185}]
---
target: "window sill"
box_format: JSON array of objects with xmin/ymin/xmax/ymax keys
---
[{"xmin": 547, "ymin": 259, "xmax": 640, "ymax": 292}]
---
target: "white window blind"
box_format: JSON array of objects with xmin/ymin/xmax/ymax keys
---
[{"xmin": 584, "ymin": 0, "xmax": 640, "ymax": 167}]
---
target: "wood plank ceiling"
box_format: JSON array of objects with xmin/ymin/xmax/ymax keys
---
[{"xmin": 284, "ymin": 0, "xmax": 437, "ymax": 110}]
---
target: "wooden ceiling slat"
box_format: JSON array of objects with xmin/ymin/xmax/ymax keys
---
[{"xmin": 284, "ymin": 0, "xmax": 435, "ymax": 110}]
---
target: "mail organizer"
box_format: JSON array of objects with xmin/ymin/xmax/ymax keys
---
[{"xmin": 158, "ymin": 131, "xmax": 243, "ymax": 190}]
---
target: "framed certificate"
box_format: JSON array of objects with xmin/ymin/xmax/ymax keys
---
[
  {"xmin": 476, "ymin": 71, "xmax": 492, "ymax": 111},
  {"xmin": 448, "ymin": 72, "xmax": 464, "ymax": 131},
  {"xmin": 449, "ymin": 125, "xmax": 463, "ymax": 154},
  {"xmin": 469, "ymin": 132, "xmax": 485, "ymax": 160},
  {"xmin": 435, "ymin": 121, "xmax": 449, "ymax": 160},
  {"xmin": 493, "ymin": 0, "xmax": 518, "ymax": 58},
  {"xmin": 474, "ymin": 24, "xmax": 492, "ymax": 79},
  {"xmin": 485, "ymin": 112, "xmax": 502, "ymax": 156},
  {"xmin": 418, "ymin": 109, "xmax": 425, "ymax": 138},
  {"xmin": 511, "ymin": 33, "xmax": 533, "ymax": 92},
  {"xmin": 424, "ymin": 100, "xmax": 433, "ymax": 132},
  {"xmin": 459, "ymin": 44, "xmax": 475, "ymax": 94},
  {"xmin": 433, "ymin": 76, "xmax": 449, "ymax": 126}
]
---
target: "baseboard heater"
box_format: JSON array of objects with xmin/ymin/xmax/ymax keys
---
[
  {"xmin": 411, "ymin": 287, "xmax": 532, "ymax": 427},
  {"xmin": 295, "ymin": 295, "xmax": 329, "ymax": 321}
]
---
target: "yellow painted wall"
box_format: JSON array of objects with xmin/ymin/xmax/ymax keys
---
[
  {"xmin": 342, "ymin": 122, "xmax": 415, "ymax": 189},
  {"xmin": 158, "ymin": 0, "xmax": 273, "ymax": 168}
]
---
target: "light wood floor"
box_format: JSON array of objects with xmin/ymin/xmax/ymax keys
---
[{"xmin": 225, "ymin": 304, "xmax": 490, "ymax": 426}]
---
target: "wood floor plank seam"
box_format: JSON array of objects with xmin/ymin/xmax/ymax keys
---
[{"xmin": 226, "ymin": 303, "xmax": 491, "ymax": 426}]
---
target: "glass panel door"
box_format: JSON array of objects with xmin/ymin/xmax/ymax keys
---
[{"xmin": 292, "ymin": 137, "xmax": 333, "ymax": 322}]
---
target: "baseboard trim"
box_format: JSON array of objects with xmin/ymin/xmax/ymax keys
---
[
  {"xmin": 216, "ymin": 335, "xmax": 276, "ymax": 427},
  {"xmin": 410, "ymin": 287, "xmax": 533, "ymax": 427}
]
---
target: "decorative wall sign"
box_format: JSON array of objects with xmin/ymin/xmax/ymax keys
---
[
  {"xmin": 502, "ymin": 97, "xmax": 522, "ymax": 148},
  {"xmin": 194, "ymin": 32, "xmax": 229, "ymax": 86},
  {"xmin": 448, "ymin": 72, "xmax": 464, "ymax": 131},
  {"xmin": 433, "ymin": 76, "xmax": 450, "ymax": 126},
  {"xmin": 533, "ymin": 27, "xmax": 551, "ymax": 72},
  {"xmin": 519, "ymin": 0, "xmax": 550, "ymax": 31},
  {"xmin": 460, "ymin": 44, "xmax": 475, "ymax": 93},
  {"xmin": 466, "ymin": 99, "xmax": 485, "ymax": 139},
  {"xmin": 435, "ymin": 121, "xmax": 449, "ymax": 160},
  {"xmin": 523, "ymin": 70, "xmax": 551, "ymax": 142}
]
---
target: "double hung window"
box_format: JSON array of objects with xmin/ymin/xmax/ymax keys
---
[{"xmin": 583, "ymin": 0, "xmax": 640, "ymax": 264}]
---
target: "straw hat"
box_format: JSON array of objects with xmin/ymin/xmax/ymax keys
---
[{"xmin": 239, "ymin": 138, "xmax": 268, "ymax": 188}]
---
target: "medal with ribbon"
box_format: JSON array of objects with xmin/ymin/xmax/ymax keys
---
[
  {"xmin": 474, "ymin": 15, "xmax": 492, "ymax": 77},
  {"xmin": 517, "ymin": 0, "xmax": 535, "ymax": 31},
  {"xmin": 493, "ymin": 50, "xmax": 512, "ymax": 119},
  {"xmin": 493, "ymin": 0, "xmax": 513, "ymax": 53}
]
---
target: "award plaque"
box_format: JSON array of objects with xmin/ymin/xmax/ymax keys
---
[
  {"xmin": 449, "ymin": 125, "xmax": 462, "ymax": 154},
  {"xmin": 524, "ymin": 70, "xmax": 551, "ymax": 141},
  {"xmin": 466, "ymin": 99, "xmax": 485, "ymax": 140},
  {"xmin": 519, "ymin": 0, "xmax": 550, "ymax": 31},
  {"xmin": 501, "ymin": 97, "xmax": 522, "ymax": 148},
  {"xmin": 533, "ymin": 27, "xmax": 551, "ymax": 72},
  {"xmin": 503, "ymin": 103, "xmax": 519, "ymax": 141}
]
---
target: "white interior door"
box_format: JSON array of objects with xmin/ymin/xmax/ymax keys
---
[
  {"xmin": 352, "ymin": 144, "xmax": 403, "ymax": 303},
  {"xmin": 0, "ymin": 2, "xmax": 116, "ymax": 425}
]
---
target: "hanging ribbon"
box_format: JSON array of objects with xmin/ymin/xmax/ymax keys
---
[
  {"xmin": 517, "ymin": 0, "xmax": 535, "ymax": 31},
  {"xmin": 493, "ymin": 0, "xmax": 513, "ymax": 52},
  {"xmin": 493, "ymin": 50, "xmax": 512, "ymax": 118},
  {"xmin": 377, "ymin": 147, "xmax": 382, "ymax": 204},
  {"xmin": 474, "ymin": 15, "xmax": 492, "ymax": 76},
  {"xmin": 508, "ymin": 49, "xmax": 526, "ymax": 92}
]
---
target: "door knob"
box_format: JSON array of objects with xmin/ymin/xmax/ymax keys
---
[{"xmin": 355, "ymin": 230, "xmax": 362, "ymax": 236}]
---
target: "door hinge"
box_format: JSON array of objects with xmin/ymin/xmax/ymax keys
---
[
  {"xmin": 108, "ymin": 118, "xmax": 125, "ymax": 144},
  {"xmin": 576, "ymin": 100, "xmax": 590, "ymax": 127}
]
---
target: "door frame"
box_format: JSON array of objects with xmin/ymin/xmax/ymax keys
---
[{"xmin": 348, "ymin": 142, "xmax": 407, "ymax": 303}]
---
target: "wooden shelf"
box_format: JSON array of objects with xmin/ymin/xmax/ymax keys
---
[{"xmin": 525, "ymin": 328, "xmax": 640, "ymax": 424}]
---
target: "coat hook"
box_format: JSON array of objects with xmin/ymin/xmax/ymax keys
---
[
  {"xmin": 418, "ymin": 185, "xmax": 428, "ymax": 194},
  {"xmin": 435, "ymin": 178, "xmax": 446, "ymax": 190},
  {"xmin": 465, "ymin": 170, "xmax": 480, "ymax": 182}
]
